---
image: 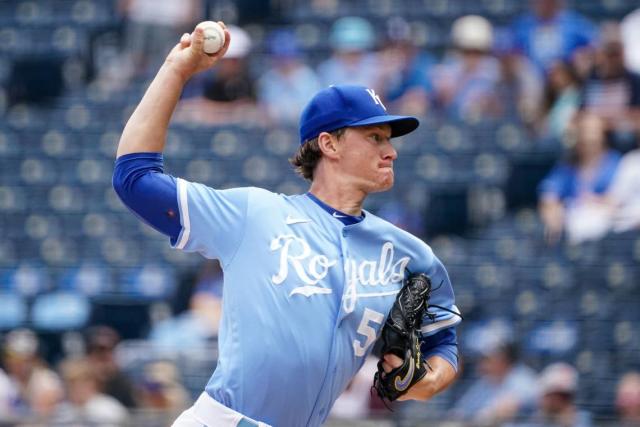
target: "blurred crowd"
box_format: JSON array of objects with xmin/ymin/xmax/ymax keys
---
[
  {"xmin": 99, "ymin": 0, "xmax": 640, "ymax": 248},
  {"xmin": 2, "ymin": 324, "xmax": 640, "ymax": 426},
  {"xmin": 2, "ymin": 0, "xmax": 640, "ymax": 425},
  {"xmin": 0, "ymin": 327, "xmax": 191, "ymax": 426},
  {"xmin": 0, "ymin": 258, "xmax": 225, "ymax": 425}
]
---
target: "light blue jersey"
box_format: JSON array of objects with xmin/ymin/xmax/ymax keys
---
[{"xmin": 172, "ymin": 179, "xmax": 461, "ymax": 427}]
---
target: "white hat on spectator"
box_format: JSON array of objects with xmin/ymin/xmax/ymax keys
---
[
  {"xmin": 4, "ymin": 328, "xmax": 38, "ymax": 357},
  {"xmin": 225, "ymin": 25, "xmax": 251, "ymax": 59},
  {"xmin": 451, "ymin": 15, "xmax": 494, "ymax": 51},
  {"xmin": 538, "ymin": 362, "xmax": 578, "ymax": 395}
]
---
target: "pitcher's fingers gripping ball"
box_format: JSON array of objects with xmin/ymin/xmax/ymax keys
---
[
  {"xmin": 373, "ymin": 272, "xmax": 433, "ymax": 402},
  {"xmin": 199, "ymin": 21, "xmax": 226, "ymax": 54}
]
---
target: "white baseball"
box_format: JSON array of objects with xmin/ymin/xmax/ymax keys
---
[{"xmin": 199, "ymin": 21, "xmax": 225, "ymax": 54}]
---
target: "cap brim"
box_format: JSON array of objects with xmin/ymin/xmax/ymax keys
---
[{"xmin": 350, "ymin": 115, "xmax": 420, "ymax": 138}]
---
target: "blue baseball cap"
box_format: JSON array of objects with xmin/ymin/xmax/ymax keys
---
[{"xmin": 299, "ymin": 85, "xmax": 419, "ymax": 144}]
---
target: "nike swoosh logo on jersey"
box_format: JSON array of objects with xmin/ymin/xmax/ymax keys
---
[
  {"xmin": 394, "ymin": 355, "xmax": 415, "ymax": 391},
  {"xmin": 285, "ymin": 215, "xmax": 311, "ymax": 225},
  {"xmin": 332, "ymin": 212, "xmax": 346, "ymax": 218}
]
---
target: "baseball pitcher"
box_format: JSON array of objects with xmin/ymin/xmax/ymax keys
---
[{"xmin": 113, "ymin": 22, "xmax": 462, "ymax": 427}]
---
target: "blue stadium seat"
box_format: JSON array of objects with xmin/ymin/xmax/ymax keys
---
[
  {"xmin": 31, "ymin": 290, "xmax": 90, "ymax": 331},
  {"xmin": 0, "ymin": 129, "xmax": 22, "ymax": 158},
  {"xmin": 413, "ymin": 153, "xmax": 451, "ymax": 183},
  {"xmin": 0, "ymin": 238, "xmax": 17, "ymax": 266},
  {"xmin": 48, "ymin": 184, "xmax": 85, "ymax": 212},
  {"xmin": 435, "ymin": 124, "xmax": 474, "ymax": 154},
  {"xmin": 263, "ymin": 128, "xmax": 297, "ymax": 156},
  {"xmin": 40, "ymin": 129, "xmax": 75, "ymax": 158},
  {"xmin": 81, "ymin": 212, "xmax": 115, "ymax": 239},
  {"xmin": 99, "ymin": 236, "xmax": 142, "ymax": 267},
  {"xmin": 1, "ymin": 263, "xmax": 50, "ymax": 297},
  {"xmin": 20, "ymin": 157, "xmax": 57, "ymax": 185},
  {"xmin": 241, "ymin": 156, "xmax": 282, "ymax": 184},
  {"xmin": 97, "ymin": 129, "xmax": 120, "ymax": 159},
  {"xmin": 163, "ymin": 128, "xmax": 195, "ymax": 160},
  {"xmin": 473, "ymin": 153, "xmax": 509, "ymax": 184},
  {"xmin": 58, "ymin": 264, "xmax": 112, "ymax": 297},
  {"xmin": 75, "ymin": 158, "xmax": 111, "ymax": 185},
  {"xmin": 209, "ymin": 129, "xmax": 247, "ymax": 158},
  {"xmin": 525, "ymin": 320, "xmax": 579, "ymax": 357},
  {"xmin": 119, "ymin": 264, "xmax": 176, "ymax": 301},
  {"xmin": 0, "ymin": 185, "xmax": 28, "ymax": 213},
  {"xmin": 23, "ymin": 213, "xmax": 59, "ymax": 240},
  {"xmin": 0, "ymin": 292, "xmax": 27, "ymax": 330}
]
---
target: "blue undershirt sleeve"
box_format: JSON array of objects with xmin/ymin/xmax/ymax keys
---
[
  {"xmin": 420, "ymin": 327, "xmax": 459, "ymax": 372},
  {"xmin": 112, "ymin": 152, "xmax": 182, "ymax": 243}
]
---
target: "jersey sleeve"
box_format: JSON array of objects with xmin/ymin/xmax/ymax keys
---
[
  {"xmin": 417, "ymin": 254, "xmax": 461, "ymax": 371},
  {"xmin": 172, "ymin": 178, "xmax": 250, "ymax": 266},
  {"xmin": 112, "ymin": 153, "xmax": 182, "ymax": 241},
  {"xmin": 419, "ymin": 255, "xmax": 462, "ymax": 337},
  {"xmin": 420, "ymin": 328, "xmax": 459, "ymax": 371}
]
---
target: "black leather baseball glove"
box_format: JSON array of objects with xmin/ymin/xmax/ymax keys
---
[{"xmin": 373, "ymin": 272, "xmax": 433, "ymax": 402}]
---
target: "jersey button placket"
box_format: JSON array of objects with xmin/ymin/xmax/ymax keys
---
[{"xmin": 338, "ymin": 228, "xmax": 351, "ymax": 320}]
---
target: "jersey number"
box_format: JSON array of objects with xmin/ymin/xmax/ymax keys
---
[{"xmin": 353, "ymin": 308, "xmax": 385, "ymax": 357}]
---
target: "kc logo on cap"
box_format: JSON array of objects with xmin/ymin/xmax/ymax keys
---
[
  {"xmin": 365, "ymin": 88, "xmax": 386, "ymax": 110},
  {"xmin": 298, "ymin": 85, "xmax": 419, "ymax": 144}
]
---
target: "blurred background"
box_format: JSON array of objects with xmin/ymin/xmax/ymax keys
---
[{"xmin": 0, "ymin": 0, "xmax": 639, "ymax": 426}]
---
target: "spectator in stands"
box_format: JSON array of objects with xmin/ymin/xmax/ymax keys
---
[
  {"xmin": 317, "ymin": 17, "xmax": 381, "ymax": 89},
  {"xmin": 1, "ymin": 329, "xmax": 61, "ymax": 419},
  {"xmin": 138, "ymin": 361, "xmax": 189, "ymax": 414},
  {"xmin": 539, "ymin": 60, "xmax": 581, "ymax": 141},
  {"xmin": 538, "ymin": 112, "xmax": 621, "ymax": 244},
  {"xmin": 85, "ymin": 326, "xmax": 138, "ymax": 409},
  {"xmin": 494, "ymin": 27, "xmax": 545, "ymax": 126},
  {"xmin": 616, "ymin": 371, "xmax": 640, "ymax": 427},
  {"xmin": 621, "ymin": 8, "xmax": 640, "ymax": 75},
  {"xmin": 257, "ymin": 29, "xmax": 321, "ymax": 125},
  {"xmin": 450, "ymin": 340, "xmax": 538, "ymax": 425},
  {"xmin": 377, "ymin": 17, "xmax": 435, "ymax": 117},
  {"xmin": 175, "ymin": 25, "xmax": 258, "ymax": 125},
  {"xmin": 120, "ymin": 0, "xmax": 202, "ymax": 76},
  {"xmin": 581, "ymin": 22, "xmax": 640, "ymax": 153},
  {"xmin": 26, "ymin": 369, "xmax": 64, "ymax": 420},
  {"xmin": 0, "ymin": 367, "xmax": 18, "ymax": 423},
  {"xmin": 607, "ymin": 136, "xmax": 640, "ymax": 233},
  {"xmin": 510, "ymin": 0, "xmax": 596, "ymax": 76},
  {"xmin": 512, "ymin": 362, "xmax": 592, "ymax": 427},
  {"xmin": 431, "ymin": 15, "xmax": 501, "ymax": 122},
  {"xmin": 150, "ymin": 260, "xmax": 223, "ymax": 349},
  {"xmin": 54, "ymin": 358, "xmax": 129, "ymax": 425}
]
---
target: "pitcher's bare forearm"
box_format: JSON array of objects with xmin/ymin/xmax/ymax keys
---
[
  {"xmin": 116, "ymin": 23, "xmax": 231, "ymax": 158},
  {"xmin": 117, "ymin": 64, "xmax": 187, "ymax": 157}
]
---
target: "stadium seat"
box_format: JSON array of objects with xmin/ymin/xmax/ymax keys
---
[
  {"xmin": 0, "ymin": 292, "xmax": 27, "ymax": 329},
  {"xmin": 209, "ymin": 129, "xmax": 245, "ymax": 158},
  {"xmin": 31, "ymin": 290, "xmax": 90, "ymax": 331},
  {"xmin": 119, "ymin": 264, "xmax": 176, "ymax": 301},
  {"xmin": 525, "ymin": 320, "xmax": 579, "ymax": 357},
  {"xmin": 48, "ymin": 184, "xmax": 85, "ymax": 212},
  {"xmin": 264, "ymin": 128, "xmax": 297, "ymax": 156},
  {"xmin": 2, "ymin": 263, "xmax": 50, "ymax": 297},
  {"xmin": 58, "ymin": 264, "xmax": 112, "ymax": 297}
]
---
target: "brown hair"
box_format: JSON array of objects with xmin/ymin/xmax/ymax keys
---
[{"xmin": 289, "ymin": 128, "xmax": 346, "ymax": 181}]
